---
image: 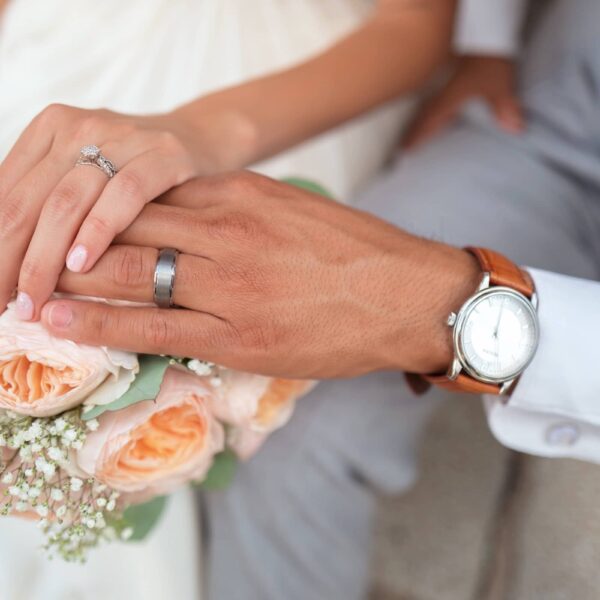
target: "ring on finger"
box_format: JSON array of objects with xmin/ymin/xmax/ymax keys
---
[
  {"xmin": 154, "ymin": 248, "xmax": 179, "ymax": 308},
  {"xmin": 76, "ymin": 145, "xmax": 118, "ymax": 179}
]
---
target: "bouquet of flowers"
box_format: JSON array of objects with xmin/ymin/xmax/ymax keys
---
[{"xmin": 0, "ymin": 300, "xmax": 311, "ymax": 562}]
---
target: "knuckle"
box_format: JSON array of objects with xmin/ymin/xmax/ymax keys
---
[
  {"xmin": 161, "ymin": 205, "xmax": 189, "ymax": 232},
  {"xmin": 186, "ymin": 214, "xmax": 210, "ymax": 241},
  {"xmin": 219, "ymin": 261, "xmax": 266, "ymax": 297},
  {"xmin": 210, "ymin": 210, "xmax": 259, "ymax": 243},
  {"xmin": 38, "ymin": 103, "xmax": 70, "ymax": 125},
  {"xmin": 157, "ymin": 131, "xmax": 183, "ymax": 153},
  {"xmin": 112, "ymin": 119, "xmax": 137, "ymax": 138},
  {"xmin": 76, "ymin": 113, "xmax": 105, "ymax": 137},
  {"xmin": 117, "ymin": 170, "xmax": 144, "ymax": 201},
  {"xmin": 221, "ymin": 170, "xmax": 257, "ymax": 196},
  {"xmin": 91, "ymin": 308, "xmax": 116, "ymax": 340},
  {"xmin": 110, "ymin": 246, "xmax": 149, "ymax": 289},
  {"xmin": 212, "ymin": 321, "xmax": 241, "ymax": 350},
  {"xmin": 19, "ymin": 258, "xmax": 44, "ymax": 283},
  {"xmin": 141, "ymin": 311, "xmax": 174, "ymax": 350},
  {"xmin": 45, "ymin": 183, "xmax": 79, "ymax": 217},
  {"xmin": 0, "ymin": 199, "xmax": 28, "ymax": 239},
  {"xmin": 238, "ymin": 264, "xmax": 267, "ymax": 295},
  {"xmin": 84, "ymin": 213, "xmax": 113, "ymax": 238},
  {"xmin": 235, "ymin": 170, "xmax": 257, "ymax": 185},
  {"xmin": 234, "ymin": 321, "xmax": 272, "ymax": 354}
]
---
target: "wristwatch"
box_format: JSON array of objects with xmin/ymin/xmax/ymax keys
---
[{"xmin": 411, "ymin": 247, "xmax": 540, "ymax": 396}]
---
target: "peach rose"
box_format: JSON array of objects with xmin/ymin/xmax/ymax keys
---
[
  {"xmin": 0, "ymin": 302, "xmax": 138, "ymax": 417},
  {"xmin": 77, "ymin": 368, "xmax": 225, "ymax": 495},
  {"xmin": 213, "ymin": 374, "xmax": 314, "ymax": 459},
  {"xmin": 213, "ymin": 373, "xmax": 313, "ymax": 432}
]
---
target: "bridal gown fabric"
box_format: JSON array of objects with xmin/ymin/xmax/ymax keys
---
[
  {"xmin": 0, "ymin": 0, "xmax": 411, "ymax": 200},
  {"xmin": 0, "ymin": 1, "xmax": 412, "ymax": 599}
]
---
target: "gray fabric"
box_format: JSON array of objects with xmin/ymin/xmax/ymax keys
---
[{"xmin": 204, "ymin": 2, "xmax": 600, "ymax": 599}]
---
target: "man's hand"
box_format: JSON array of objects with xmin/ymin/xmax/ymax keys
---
[
  {"xmin": 41, "ymin": 172, "xmax": 479, "ymax": 379},
  {"xmin": 403, "ymin": 55, "xmax": 524, "ymax": 149}
]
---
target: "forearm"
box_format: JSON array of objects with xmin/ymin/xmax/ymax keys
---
[{"xmin": 174, "ymin": 0, "xmax": 456, "ymax": 170}]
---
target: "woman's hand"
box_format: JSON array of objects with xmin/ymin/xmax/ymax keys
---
[
  {"xmin": 40, "ymin": 172, "xmax": 479, "ymax": 379},
  {"xmin": 0, "ymin": 104, "xmax": 240, "ymax": 322},
  {"xmin": 403, "ymin": 55, "xmax": 524, "ymax": 149}
]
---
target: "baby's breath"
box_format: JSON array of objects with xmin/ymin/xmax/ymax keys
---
[
  {"xmin": 186, "ymin": 358, "xmax": 216, "ymax": 377},
  {"xmin": 0, "ymin": 409, "xmax": 125, "ymax": 562},
  {"xmin": 184, "ymin": 358, "xmax": 225, "ymax": 389},
  {"xmin": 164, "ymin": 355, "xmax": 223, "ymax": 386}
]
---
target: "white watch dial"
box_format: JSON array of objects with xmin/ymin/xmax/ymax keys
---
[{"xmin": 457, "ymin": 289, "xmax": 539, "ymax": 382}]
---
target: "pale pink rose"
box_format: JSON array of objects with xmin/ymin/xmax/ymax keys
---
[
  {"xmin": 77, "ymin": 368, "xmax": 225, "ymax": 496},
  {"xmin": 213, "ymin": 374, "xmax": 314, "ymax": 459},
  {"xmin": 227, "ymin": 428, "xmax": 270, "ymax": 461},
  {"xmin": 213, "ymin": 373, "xmax": 313, "ymax": 432},
  {"xmin": 0, "ymin": 302, "xmax": 138, "ymax": 417}
]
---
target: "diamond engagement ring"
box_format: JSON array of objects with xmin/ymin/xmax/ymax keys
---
[
  {"xmin": 76, "ymin": 145, "xmax": 117, "ymax": 178},
  {"xmin": 154, "ymin": 248, "xmax": 179, "ymax": 308}
]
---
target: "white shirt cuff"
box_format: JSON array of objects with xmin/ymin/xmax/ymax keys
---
[
  {"xmin": 486, "ymin": 269, "xmax": 600, "ymax": 462},
  {"xmin": 454, "ymin": 0, "xmax": 529, "ymax": 56}
]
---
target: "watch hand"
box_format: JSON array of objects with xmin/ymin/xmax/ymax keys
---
[{"xmin": 493, "ymin": 299, "xmax": 505, "ymax": 339}]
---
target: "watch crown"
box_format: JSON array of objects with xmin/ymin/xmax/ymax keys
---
[{"xmin": 447, "ymin": 312, "xmax": 457, "ymax": 327}]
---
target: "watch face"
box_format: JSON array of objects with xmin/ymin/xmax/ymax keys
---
[{"xmin": 456, "ymin": 288, "xmax": 539, "ymax": 383}]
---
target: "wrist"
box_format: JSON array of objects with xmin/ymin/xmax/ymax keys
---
[
  {"xmin": 169, "ymin": 100, "xmax": 260, "ymax": 172},
  {"xmin": 419, "ymin": 246, "xmax": 481, "ymax": 374},
  {"xmin": 383, "ymin": 240, "xmax": 480, "ymax": 375}
]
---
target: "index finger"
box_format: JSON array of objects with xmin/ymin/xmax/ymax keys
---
[{"xmin": 0, "ymin": 105, "xmax": 60, "ymax": 198}]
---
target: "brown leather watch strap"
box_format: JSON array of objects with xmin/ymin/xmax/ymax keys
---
[
  {"xmin": 424, "ymin": 373, "xmax": 503, "ymax": 395},
  {"xmin": 466, "ymin": 247, "xmax": 534, "ymax": 298},
  {"xmin": 405, "ymin": 372, "xmax": 503, "ymax": 396},
  {"xmin": 406, "ymin": 247, "xmax": 534, "ymax": 396}
]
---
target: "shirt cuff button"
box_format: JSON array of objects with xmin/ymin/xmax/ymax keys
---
[{"xmin": 545, "ymin": 422, "xmax": 580, "ymax": 447}]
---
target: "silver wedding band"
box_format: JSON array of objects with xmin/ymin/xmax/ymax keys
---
[
  {"xmin": 76, "ymin": 145, "xmax": 117, "ymax": 179},
  {"xmin": 154, "ymin": 248, "xmax": 179, "ymax": 308}
]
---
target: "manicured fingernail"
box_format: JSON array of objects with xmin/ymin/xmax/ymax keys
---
[
  {"xmin": 47, "ymin": 303, "xmax": 73, "ymax": 329},
  {"xmin": 15, "ymin": 292, "xmax": 34, "ymax": 321},
  {"xmin": 66, "ymin": 245, "xmax": 88, "ymax": 273}
]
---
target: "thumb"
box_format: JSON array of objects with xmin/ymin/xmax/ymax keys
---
[{"xmin": 491, "ymin": 95, "xmax": 525, "ymax": 134}]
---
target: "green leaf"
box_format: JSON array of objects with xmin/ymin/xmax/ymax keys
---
[
  {"xmin": 282, "ymin": 177, "xmax": 334, "ymax": 199},
  {"xmin": 122, "ymin": 496, "xmax": 168, "ymax": 542},
  {"xmin": 83, "ymin": 355, "xmax": 171, "ymax": 421},
  {"xmin": 199, "ymin": 449, "xmax": 238, "ymax": 491}
]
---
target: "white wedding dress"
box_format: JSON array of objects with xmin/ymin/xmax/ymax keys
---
[{"xmin": 0, "ymin": 1, "xmax": 412, "ymax": 599}]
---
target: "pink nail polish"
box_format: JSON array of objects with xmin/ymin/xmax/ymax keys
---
[
  {"xmin": 66, "ymin": 245, "xmax": 88, "ymax": 273},
  {"xmin": 15, "ymin": 292, "xmax": 34, "ymax": 321},
  {"xmin": 48, "ymin": 303, "xmax": 73, "ymax": 329}
]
